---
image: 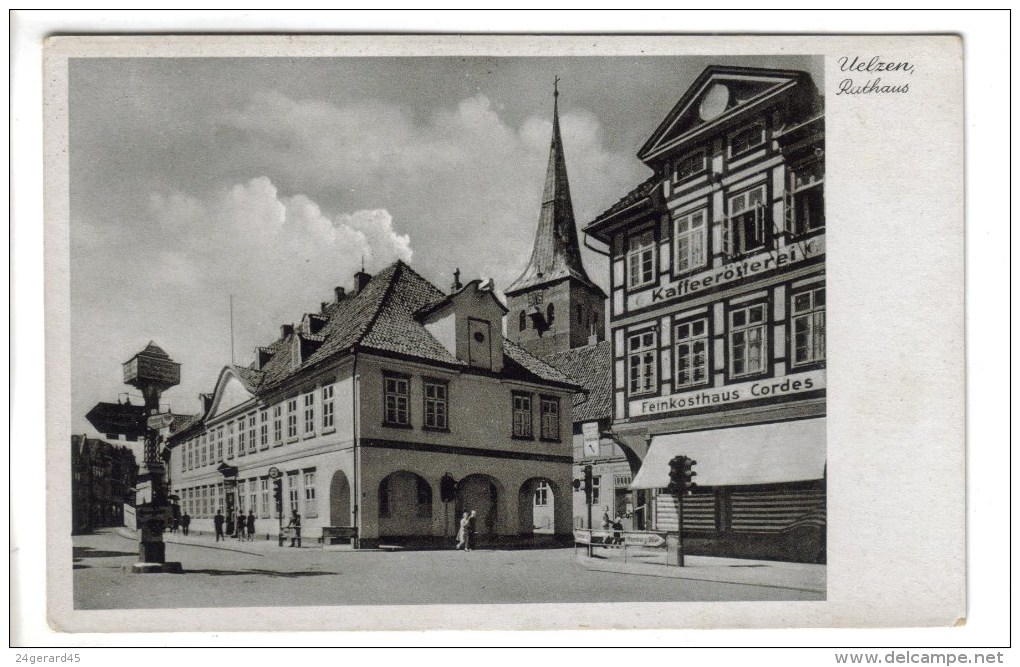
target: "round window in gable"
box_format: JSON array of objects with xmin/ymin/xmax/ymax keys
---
[{"xmin": 473, "ymin": 331, "xmax": 485, "ymax": 343}]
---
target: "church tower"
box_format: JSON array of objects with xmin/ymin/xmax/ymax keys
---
[{"xmin": 506, "ymin": 81, "xmax": 606, "ymax": 359}]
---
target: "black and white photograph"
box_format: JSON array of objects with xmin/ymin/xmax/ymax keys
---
[{"xmin": 26, "ymin": 29, "xmax": 979, "ymax": 642}]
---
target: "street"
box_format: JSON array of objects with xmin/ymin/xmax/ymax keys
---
[{"xmin": 73, "ymin": 529, "xmax": 824, "ymax": 609}]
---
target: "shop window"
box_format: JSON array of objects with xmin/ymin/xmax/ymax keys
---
[
  {"xmin": 384, "ymin": 374, "xmax": 411, "ymax": 426},
  {"xmin": 627, "ymin": 329, "xmax": 658, "ymax": 395},
  {"xmin": 729, "ymin": 303, "xmax": 768, "ymax": 378},
  {"xmin": 674, "ymin": 208, "xmax": 708, "ymax": 274},
  {"xmin": 792, "ymin": 286, "xmax": 826, "ymax": 366},
  {"xmin": 675, "ymin": 317, "xmax": 709, "ymax": 389},
  {"xmin": 591, "ymin": 476, "xmax": 601, "ymax": 506},
  {"xmin": 627, "ymin": 230, "xmax": 656, "ymax": 289},
  {"xmin": 423, "ymin": 379, "xmax": 449, "ymax": 430},
  {"xmin": 729, "ymin": 121, "xmax": 765, "ymax": 157},
  {"xmin": 724, "ymin": 186, "xmax": 768, "ymax": 257},
  {"xmin": 540, "ymin": 397, "xmax": 560, "ymax": 441},
  {"xmin": 237, "ymin": 480, "xmax": 246, "ymax": 513},
  {"xmin": 512, "ymin": 392, "xmax": 533, "ymax": 438}
]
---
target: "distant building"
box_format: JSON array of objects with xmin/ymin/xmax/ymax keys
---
[
  {"xmin": 583, "ymin": 66, "xmax": 826, "ymax": 562},
  {"xmin": 71, "ymin": 434, "xmax": 138, "ymax": 534},
  {"xmin": 505, "ymin": 87, "xmax": 633, "ymax": 531},
  {"xmin": 165, "ymin": 261, "xmax": 578, "ymax": 547}
]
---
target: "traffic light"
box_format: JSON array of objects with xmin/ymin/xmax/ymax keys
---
[
  {"xmin": 571, "ymin": 478, "xmax": 582, "ymax": 491},
  {"xmin": 440, "ymin": 473, "xmax": 458, "ymax": 503},
  {"xmin": 667, "ymin": 456, "xmax": 697, "ymax": 495},
  {"xmin": 681, "ymin": 457, "xmax": 697, "ymax": 495},
  {"xmin": 273, "ymin": 478, "xmax": 283, "ymax": 512},
  {"xmin": 583, "ymin": 464, "xmax": 593, "ymax": 504}
]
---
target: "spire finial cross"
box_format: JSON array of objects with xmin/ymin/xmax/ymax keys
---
[{"xmin": 554, "ymin": 75, "xmax": 559, "ymax": 98}]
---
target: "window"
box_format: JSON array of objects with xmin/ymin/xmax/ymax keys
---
[
  {"xmin": 273, "ymin": 405, "xmax": 283, "ymax": 444},
  {"xmin": 675, "ymin": 318, "xmax": 710, "ymax": 389},
  {"xmin": 187, "ymin": 441, "xmax": 193, "ymax": 470},
  {"xmin": 260, "ymin": 410, "xmax": 269, "ymax": 449},
  {"xmin": 287, "ymin": 472, "xmax": 300, "ymax": 514},
  {"xmin": 249, "ymin": 478, "xmax": 257, "ymax": 516},
  {"xmin": 423, "ymin": 379, "xmax": 448, "ymax": 430},
  {"xmin": 216, "ymin": 427, "xmax": 224, "ymax": 461},
  {"xmin": 228, "ymin": 422, "xmax": 236, "ymax": 458},
  {"xmin": 673, "ymin": 149, "xmax": 706, "ymax": 182},
  {"xmin": 247, "ymin": 414, "xmax": 256, "ymax": 453},
  {"xmin": 546, "ymin": 303, "xmax": 555, "ymax": 325},
  {"xmin": 540, "ymin": 397, "xmax": 560, "ymax": 441},
  {"xmin": 200, "ymin": 435, "xmax": 207, "ymax": 466},
  {"xmin": 416, "ymin": 477, "xmax": 432, "ymax": 518},
  {"xmin": 303, "ymin": 470, "xmax": 317, "ymax": 516},
  {"xmin": 792, "ymin": 286, "xmax": 826, "ymax": 366},
  {"xmin": 591, "ymin": 476, "xmax": 601, "ymax": 506},
  {"xmin": 235, "ymin": 421, "xmax": 243, "ymax": 457},
  {"xmin": 512, "ymin": 393, "xmax": 533, "ymax": 438},
  {"xmin": 384, "ymin": 374, "xmax": 410, "ymax": 426},
  {"xmin": 260, "ymin": 478, "xmax": 270, "ymax": 517},
  {"xmin": 627, "ymin": 330, "xmax": 658, "ymax": 395},
  {"xmin": 534, "ymin": 481, "xmax": 550, "ymax": 506},
  {"xmin": 730, "ymin": 122, "xmax": 765, "ymax": 156},
  {"xmin": 180, "ymin": 443, "xmax": 186, "ymax": 472},
  {"xmin": 627, "ymin": 230, "xmax": 656, "ymax": 288},
  {"xmin": 378, "ymin": 478, "xmax": 390, "ymax": 518},
  {"xmin": 788, "ymin": 161, "xmax": 825, "ymax": 235},
  {"xmin": 674, "ymin": 208, "xmax": 708, "ymax": 273},
  {"xmin": 303, "ymin": 393, "xmax": 315, "ymax": 435},
  {"xmin": 321, "ymin": 385, "xmax": 335, "ymax": 429},
  {"xmin": 519, "ymin": 311, "xmax": 527, "ymax": 332},
  {"xmin": 726, "ymin": 186, "xmax": 768, "ymax": 256},
  {"xmin": 729, "ymin": 303, "xmax": 768, "ymax": 377},
  {"xmin": 237, "ymin": 480, "xmax": 246, "ymax": 512},
  {"xmin": 286, "ymin": 399, "xmax": 298, "ymax": 438}
]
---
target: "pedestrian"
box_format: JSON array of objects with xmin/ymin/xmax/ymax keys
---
[
  {"xmin": 225, "ymin": 512, "xmax": 235, "ymax": 539},
  {"xmin": 181, "ymin": 512, "xmax": 191, "ymax": 536},
  {"xmin": 601, "ymin": 506, "xmax": 612, "ymax": 544},
  {"xmin": 246, "ymin": 510, "xmax": 256, "ymax": 542},
  {"xmin": 454, "ymin": 511, "xmax": 469, "ymax": 550},
  {"xmin": 465, "ymin": 510, "xmax": 477, "ymax": 552},
  {"xmin": 287, "ymin": 510, "xmax": 302, "ymax": 547},
  {"xmin": 213, "ymin": 509, "xmax": 225, "ymax": 542},
  {"xmin": 611, "ymin": 516, "xmax": 624, "ymax": 545}
]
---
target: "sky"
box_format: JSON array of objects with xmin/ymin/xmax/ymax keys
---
[{"xmin": 69, "ymin": 54, "xmax": 822, "ymax": 444}]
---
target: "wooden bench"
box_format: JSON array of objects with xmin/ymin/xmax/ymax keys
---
[{"xmin": 321, "ymin": 525, "xmax": 358, "ymax": 546}]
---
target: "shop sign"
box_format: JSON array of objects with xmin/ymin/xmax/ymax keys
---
[
  {"xmin": 628, "ymin": 235, "xmax": 825, "ymax": 310},
  {"xmin": 630, "ymin": 369, "xmax": 825, "ymax": 417}
]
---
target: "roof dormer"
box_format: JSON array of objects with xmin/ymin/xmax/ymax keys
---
[{"xmin": 420, "ymin": 277, "xmax": 508, "ymax": 373}]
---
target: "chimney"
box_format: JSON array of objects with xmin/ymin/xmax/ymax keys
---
[
  {"xmin": 280, "ymin": 324, "xmax": 294, "ymax": 339},
  {"xmin": 353, "ymin": 269, "xmax": 372, "ymax": 294},
  {"xmin": 334, "ymin": 286, "xmax": 346, "ymax": 302},
  {"xmin": 320, "ymin": 301, "xmax": 329, "ymax": 314},
  {"xmin": 451, "ymin": 268, "xmax": 463, "ymax": 292}
]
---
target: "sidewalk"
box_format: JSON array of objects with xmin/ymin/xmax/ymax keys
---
[
  {"xmin": 578, "ymin": 546, "xmax": 826, "ymax": 594},
  {"xmin": 114, "ymin": 526, "xmax": 325, "ymax": 556}
]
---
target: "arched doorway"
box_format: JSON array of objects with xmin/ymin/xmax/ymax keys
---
[
  {"xmin": 329, "ymin": 470, "xmax": 351, "ymax": 526},
  {"xmin": 378, "ymin": 471, "xmax": 433, "ymax": 537},
  {"xmin": 456, "ymin": 474, "xmax": 500, "ymax": 536},
  {"xmin": 518, "ymin": 478, "xmax": 557, "ymax": 535}
]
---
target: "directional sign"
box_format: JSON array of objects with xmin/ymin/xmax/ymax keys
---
[
  {"xmin": 147, "ymin": 413, "xmax": 176, "ymax": 430},
  {"xmin": 86, "ymin": 402, "xmax": 147, "ymax": 438}
]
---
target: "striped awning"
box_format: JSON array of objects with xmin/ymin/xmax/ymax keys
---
[{"xmin": 630, "ymin": 418, "xmax": 826, "ymax": 489}]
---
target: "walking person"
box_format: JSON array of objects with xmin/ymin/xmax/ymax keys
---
[
  {"xmin": 465, "ymin": 510, "xmax": 477, "ymax": 552},
  {"xmin": 611, "ymin": 516, "xmax": 624, "ymax": 545},
  {"xmin": 181, "ymin": 512, "xmax": 191, "ymax": 536},
  {"xmin": 213, "ymin": 509, "xmax": 225, "ymax": 542},
  {"xmin": 246, "ymin": 510, "xmax": 256, "ymax": 542},
  {"xmin": 225, "ymin": 512, "xmax": 235, "ymax": 540},
  {"xmin": 454, "ymin": 511, "xmax": 469, "ymax": 550},
  {"xmin": 287, "ymin": 510, "xmax": 302, "ymax": 547}
]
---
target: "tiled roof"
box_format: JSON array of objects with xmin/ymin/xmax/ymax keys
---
[
  {"xmin": 502, "ymin": 338, "xmax": 578, "ymax": 388},
  {"xmin": 543, "ymin": 340, "xmax": 613, "ymax": 423},
  {"xmin": 230, "ymin": 365, "xmax": 265, "ymax": 392},
  {"xmin": 586, "ymin": 174, "xmax": 658, "ymax": 231},
  {"xmin": 169, "ymin": 414, "xmax": 202, "ymax": 435}
]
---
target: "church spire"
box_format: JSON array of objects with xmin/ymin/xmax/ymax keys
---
[{"xmin": 506, "ymin": 80, "xmax": 600, "ymax": 296}]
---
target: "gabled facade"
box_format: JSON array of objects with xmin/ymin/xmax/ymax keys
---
[
  {"xmin": 165, "ymin": 261, "xmax": 578, "ymax": 547},
  {"xmin": 584, "ymin": 66, "xmax": 826, "ymax": 562}
]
